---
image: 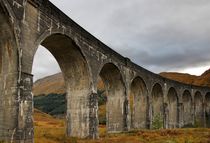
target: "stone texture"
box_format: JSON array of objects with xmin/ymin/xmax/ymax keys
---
[{"xmin": 0, "ymin": 0, "xmax": 210, "ymax": 142}]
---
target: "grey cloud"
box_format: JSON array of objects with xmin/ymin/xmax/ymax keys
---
[{"xmin": 32, "ymin": 46, "xmax": 60, "ymax": 81}]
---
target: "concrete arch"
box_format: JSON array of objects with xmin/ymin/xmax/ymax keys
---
[
  {"xmin": 130, "ymin": 76, "xmax": 148, "ymax": 129},
  {"xmin": 205, "ymin": 92, "xmax": 210, "ymax": 127},
  {"xmin": 98, "ymin": 63, "xmax": 126, "ymax": 133},
  {"xmin": 182, "ymin": 90, "xmax": 193, "ymax": 127},
  {"xmin": 33, "ymin": 31, "xmax": 90, "ymax": 73},
  {"xmin": 167, "ymin": 87, "xmax": 178, "ymax": 128},
  {"xmin": 97, "ymin": 61, "xmax": 126, "ymax": 85},
  {"xmin": 151, "ymin": 83, "xmax": 164, "ymax": 128},
  {"xmin": 194, "ymin": 91, "xmax": 204, "ymax": 127},
  {"xmin": 33, "ymin": 34, "xmax": 92, "ymax": 138}
]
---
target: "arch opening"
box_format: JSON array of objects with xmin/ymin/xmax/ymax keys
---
[
  {"xmin": 98, "ymin": 63, "xmax": 126, "ymax": 133},
  {"xmin": 205, "ymin": 92, "xmax": 210, "ymax": 127},
  {"xmin": 194, "ymin": 91, "xmax": 204, "ymax": 127},
  {"xmin": 182, "ymin": 90, "xmax": 193, "ymax": 127},
  {"xmin": 32, "ymin": 47, "xmax": 67, "ymax": 141},
  {"xmin": 167, "ymin": 87, "xmax": 178, "ymax": 128},
  {"xmin": 130, "ymin": 77, "xmax": 148, "ymax": 129},
  {"xmin": 151, "ymin": 83, "xmax": 164, "ymax": 129},
  {"xmin": 32, "ymin": 33, "xmax": 91, "ymax": 138}
]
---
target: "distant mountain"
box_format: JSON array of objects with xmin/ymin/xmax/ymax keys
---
[
  {"xmin": 160, "ymin": 72, "xmax": 197, "ymax": 85},
  {"xmin": 160, "ymin": 69, "xmax": 210, "ymax": 88},
  {"xmin": 33, "ymin": 73, "xmax": 65, "ymax": 96},
  {"xmin": 33, "ymin": 72, "xmax": 104, "ymax": 96}
]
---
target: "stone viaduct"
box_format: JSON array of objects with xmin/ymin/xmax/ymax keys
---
[{"xmin": 0, "ymin": 0, "xmax": 210, "ymax": 142}]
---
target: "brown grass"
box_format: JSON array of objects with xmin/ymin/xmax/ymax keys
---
[
  {"xmin": 160, "ymin": 71, "xmax": 210, "ymax": 88},
  {"xmin": 34, "ymin": 109, "xmax": 210, "ymax": 143}
]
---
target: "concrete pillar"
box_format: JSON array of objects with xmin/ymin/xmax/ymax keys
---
[
  {"xmin": 148, "ymin": 94, "xmax": 153, "ymax": 129},
  {"xmin": 66, "ymin": 89, "xmax": 93, "ymax": 138},
  {"xmin": 203, "ymin": 101, "xmax": 207, "ymax": 128},
  {"xmin": 204, "ymin": 102, "xmax": 207, "ymax": 128},
  {"xmin": 192, "ymin": 102, "xmax": 196, "ymax": 126},
  {"xmin": 1, "ymin": 72, "xmax": 34, "ymax": 143},
  {"xmin": 163, "ymin": 83, "xmax": 168, "ymax": 129},
  {"xmin": 17, "ymin": 72, "xmax": 34, "ymax": 143},
  {"xmin": 0, "ymin": 72, "xmax": 19, "ymax": 142},
  {"xmin": 123, "ymin": 96, "xmax": 129, "ymax": 131},
  {"xmin": 178, "ymin": 103, "xmax": 184, "ymax": 128},
  {"xmin": 0, "ymin": 7, "xmax": 29, "ymax": 141},
  {"xmin": 146, "ymin": 95, "xmax": 151, "ymax": 129},
  {"xmin": 163, "ymin": 103, "xmax": 169, "ymax": 129},
  {"xmin": 89, "ymin": 92, "xmax": 98, "ymax": 139}
]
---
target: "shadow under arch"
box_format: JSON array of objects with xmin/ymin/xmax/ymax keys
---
[
  {"xmin": 130, "ymin": 76, "xmax": 148, "ymax": 129},
  {"xmin": 205, "ymin": 92, "xmax": 210, "ymax": 127},
  {"xmin": 151, "ymin": 83, "xmax": 164, "ymax": 129},
  {"xmin": 33, "ymin": 33, "xmax": 91, "ymax": 138},
  {"xmin": 98, "ymin": 63, "xmax": 127, "ymax": 133},
  {"xmin": 167, "ymin": 87, "xmax": 178, "ymax": 128},
  {"xmin": 182, "ymin": 90, "xmax": 193, "ymax": 127},
  {"xmin": 194, "ymin": 91, "xmax": 204, "ymax": 127}
]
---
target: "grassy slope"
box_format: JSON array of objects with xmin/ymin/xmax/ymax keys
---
[
  {"xmin": 160, "ymin": 72, "xmax": 197, "ymax": 85},
  {"xmin": 34, "ymin": 109, "xmax": 210, "ymax": 143},
  {"xmin": 33, "ymin": 73, "xmax": 105, "ymax": 96},
  {"xmin": 160, "ymin": 70, "xmax": 210, "ymax": 88},
  {"xmin": 33, "ymin": 73, "xmax": 65, "ymax": 96}
]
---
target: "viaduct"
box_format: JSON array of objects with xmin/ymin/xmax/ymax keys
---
[{"xmin": 0, "ymin": 0, "xmax": 210, "ymax": 142}]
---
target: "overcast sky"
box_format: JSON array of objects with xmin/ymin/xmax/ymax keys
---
[{"xmin": 32, "ymin": 0, "xmax": 210, "ymax": 81}]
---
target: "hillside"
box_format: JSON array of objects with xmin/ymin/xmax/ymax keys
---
[
  {"xmin": 160, "ymin": 72, "xmax": 197, "ymax": 85},
  {"xmin": 34, "ymin": 69, "xmax": 210, "ymax": 96},
  {"xmin": 160, "ymin": 69, "xmax": 210, "ymax": 88},
  {"xmin": 33, "ymin": 73, "xmax": 65, "ymax": 96},
  {"xmin": 33, "ymin": 72, "xmax": 104, "ymax": 96},
  {"xmin": 34, "ymin": 93, "xmax": 66, "ymax": 117}
]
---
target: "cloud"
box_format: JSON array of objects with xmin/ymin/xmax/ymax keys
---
[
  {"xmin": 32, "ymin": 0, "xmax": 210, "ymax": 80},
  {"xmin": 32, "ymin": 46, "xmax": 60, "ymax": 81}
]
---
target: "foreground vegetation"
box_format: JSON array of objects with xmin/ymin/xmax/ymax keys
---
[{"xmin": 34, "ymin": 109, "xmax": 210, "ymax": 143}]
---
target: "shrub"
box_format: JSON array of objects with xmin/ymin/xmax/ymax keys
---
[
  {"xmin": 34, "ymin": 93, "xmax": 66, "ymax": 116},
  {"xmin": 98, "ymin": 90, "xmax": 106, "ymax": 106},
  {"xmin": 152, "ymin": 113, "xmax": 163, "ymax": 129}
]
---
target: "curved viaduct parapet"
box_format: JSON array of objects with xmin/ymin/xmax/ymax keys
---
[{"xmin": 0, "ymin": 0, "xmax": 210, "ymax": 142}]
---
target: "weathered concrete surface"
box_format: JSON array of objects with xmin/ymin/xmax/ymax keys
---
[
  {"xmin": 0, "ymin": 0, "xmax": 210, "ymax": 142},
  {"xmin": 205, "ymin": 93, "xmax": 210, "ymax": 127},
  {"xmin": 194, "ymin": 91, "xmax": 204, "ymax": 127},
  {"xmin": 166, "ymin": 88, "xmax": 178, "ymax": 128},
  {"xmin": 182, "ymin": 90, "xmax": 193, "ymax": 127},
  {"xmin": 99, "ymin": 63, "xmax": 126, "ymax": 133},
  {"xmin": 151, "ymin": 83, "xmax": 164, "ymax": 128},
  {"xmin": 130, "ymin": 77, "xmax": 147, "ymax": 129}
]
